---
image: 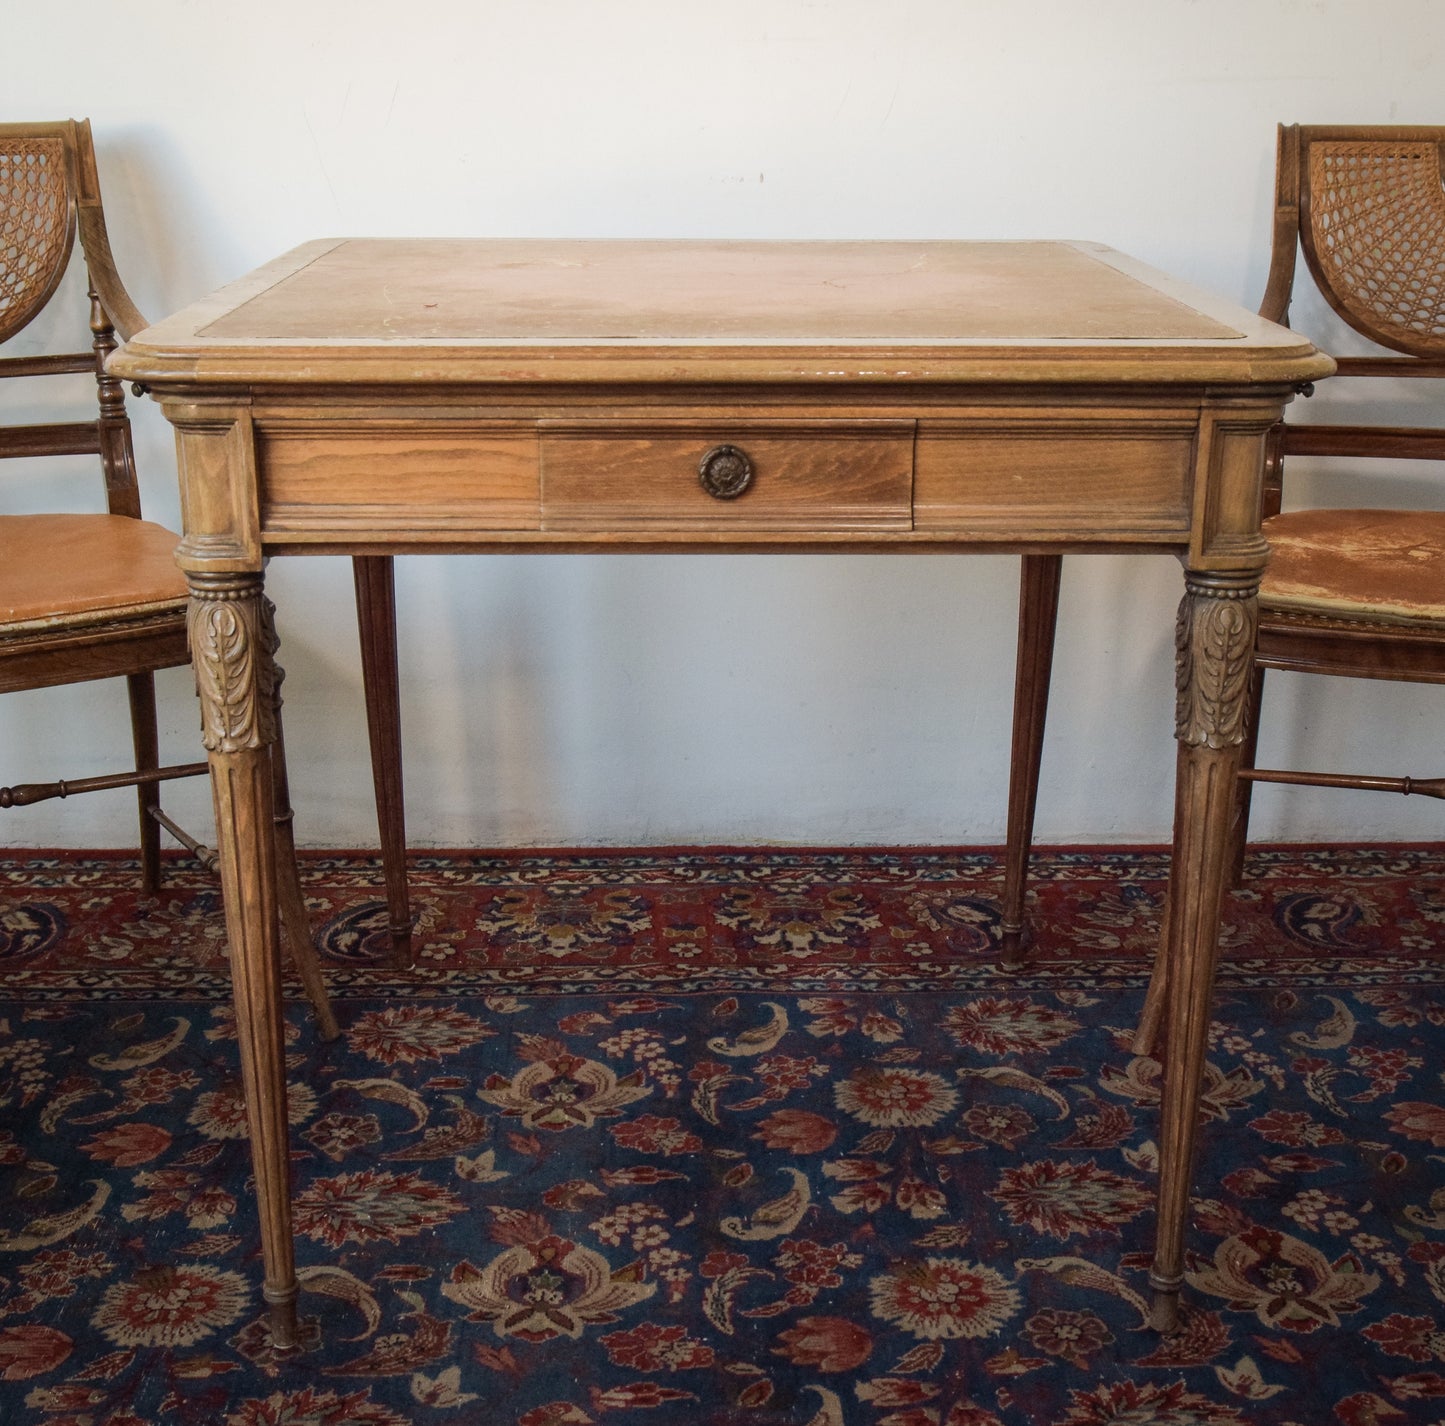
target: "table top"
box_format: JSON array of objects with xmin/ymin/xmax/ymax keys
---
[{"xmin": 112, "ymin": 239, "xmax": 1331, "ymax": 389}]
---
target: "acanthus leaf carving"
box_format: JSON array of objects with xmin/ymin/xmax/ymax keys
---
[
  {"xmin": 188, "ymin": 584, "xmax": 276, "ymax": 754},
  {"xmin": 1174, "ymin": 580, "xmax": 1258, "ymax": 751}
]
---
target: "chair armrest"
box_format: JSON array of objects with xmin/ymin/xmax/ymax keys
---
[
  {"xmin": 72, "ymin": 119, "xmax": 148, "ymax": 341},
  {"xmin": 1281, "ymin": 424, "xmax": 1445, "ymax": 462}
]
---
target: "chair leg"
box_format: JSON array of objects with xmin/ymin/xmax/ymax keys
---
[
  {"xmin": 353, "ymin": 555, "xmax": 413, "ymax": 967},
  {"xmin": 1227, "ymin": 665, "xmax": 1268, "ymax": 887},
  {"xmin": 270, "ymin": 682, "xmax": 341, "ymax": 1042},
  {"xmin": 1000, "ymin": 554, "xmax": 1062, "ymax": 963},
  {"xmin": 126, "ymin": 672, "xmax": 164, "ymax": 895}
]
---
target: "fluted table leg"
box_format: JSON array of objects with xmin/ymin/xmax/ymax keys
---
[
  {"xmin": 187, "ymin": 570, "xmax": 301, "ymax": 1351},
  {"xmin": 1149, "ymin": 570, "xmax": 1258, "ymax": 1334}
]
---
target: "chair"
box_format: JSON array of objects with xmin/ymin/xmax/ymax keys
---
[
  {"xmin": 0, "ymin": 121, "xmax": 410, "ymax": 1032},
  {"xmin": 999, "ymin": 125, "xmax": 1445, "ymax": 997}
]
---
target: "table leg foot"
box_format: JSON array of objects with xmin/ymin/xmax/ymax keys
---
[
  {"xmin": 1147, "ymin": 1273, "xmax": 1184, "ymax": 1335},
  {"xmin": 998, "ymin": 922, "xmax": 1031, "ymax": 966},
  {"xmin": 389, "ymin": 920, "xmax": 414, "ymax": 968},
  {"xmin": 264, "ymin": 1288, "xmax": 302, "ymax": 1353}
]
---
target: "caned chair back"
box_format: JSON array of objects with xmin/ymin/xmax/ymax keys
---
[
  {"xmin": 1293, "ymin": 127, "xmax": 1445, "ymax": 358},
  {"xmin": 0, "ymin": 119, "xmax": 147, "ymax": 518}
]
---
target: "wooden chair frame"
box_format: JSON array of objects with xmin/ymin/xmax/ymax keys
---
[
  {"xmin": 1230, "ymin": 124, "xmax": 1445, "ymax": 867},
  {"xmin": 4, "ymin": 119, "xmax": 413, "ymax": 970},
  {"xmin": 2, "ymin": 120, "xmax": 199, "ymax": 882},
  {"xmin": 0, "ymin": 121, "xmax": 410, "ymax": 1036},
  {"xmin": 1001, "ymin": 124, "xmax": 1445, "ymax": 984}
]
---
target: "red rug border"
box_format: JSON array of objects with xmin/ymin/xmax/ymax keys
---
[{"xmin": 6, "ymin": 839, "xmax": 1445, "ymax": 864}]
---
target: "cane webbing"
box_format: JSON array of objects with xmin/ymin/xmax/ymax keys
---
[
  {"xmin": 1306, "ymin": 139, "xmax": 1445, "ymax": 356},
  {"xmin": 0, "ymin": 137, "xmax": 74, "ymax": 345}
]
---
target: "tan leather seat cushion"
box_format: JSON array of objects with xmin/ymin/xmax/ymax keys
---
[
  {"xmin": 1262, "ymin": 507, "xmax": 1445, "ymax": 626},
  {"xmin": 0, "ymin": 514, "xmax": 188, "ymax": 631}
]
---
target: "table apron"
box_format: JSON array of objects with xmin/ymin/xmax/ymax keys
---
[{"xmin": 166, "ymin": 395, "xmax": 1284, "ymax": 574}]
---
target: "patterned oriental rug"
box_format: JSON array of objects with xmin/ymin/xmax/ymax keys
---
[{"xmin": 1, "ymin": 845, "xmax": 1444, "ymax": 1426}]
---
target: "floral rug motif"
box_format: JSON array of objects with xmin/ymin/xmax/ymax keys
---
[{"xmin": 1, "ymin": 846, "xmax": 1444, "ymax": 1425}]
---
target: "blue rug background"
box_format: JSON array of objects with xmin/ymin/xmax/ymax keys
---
[{"xmin": 2, "ymin": 846, "xmax": 1443, "ymax": 1425}]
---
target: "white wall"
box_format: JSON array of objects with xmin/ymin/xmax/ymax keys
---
[{"xmin": 3, "ymin": 0, "xmax": 1443, "ymax": 850}]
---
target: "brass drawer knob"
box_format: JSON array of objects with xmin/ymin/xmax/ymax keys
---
[{"xmin": 698, "ymin": 443, "xmax": 754, "ymax": 500}]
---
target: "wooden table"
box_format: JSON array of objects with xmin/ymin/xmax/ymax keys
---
[{"xmin": 112, "ymin": 239, "xmax": 1332, "ymax": 1349}]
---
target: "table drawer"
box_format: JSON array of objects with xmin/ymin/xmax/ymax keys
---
[
  {"xmin": 540, "ymin": 422, "xmax": 914, "ymax": 532},
  {"xmin": 914, "ymin": 415, "xmax": 1195, "ymax": 538},
  {"xmin": 258, "ymin": 426, "xmax": 540, "ymax": 533}
]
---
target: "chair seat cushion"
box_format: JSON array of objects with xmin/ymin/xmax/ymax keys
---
[
  {"xmin": 1262, "ymin": 507, "xmax": 1445, "ymax": 627},
  {"xmin": 0, "ymin": 514, "xmax": 189, "ymax": 632}
]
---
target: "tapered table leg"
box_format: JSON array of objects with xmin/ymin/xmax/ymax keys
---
[
  {"xmin": 1000, "ymin": 554, "xmax": 1062, "ymax": 963},
  {"xmin": 1132, "ymin": 890, "xmax": 1170, "ymax": 1059},
  {"xmin": 353, "ymin": 556, "xmax": 412, "ymax": 967},
  {"xmin": 1149, "ymin": 570, "xmax": 1258, "ymax": 1334},
  {"xmin": 268, "ymin": 609, "xmax": 341, "ymax": 1043},
  {"xmin": 187, "ymin": 571, "xmax": 301, "ymax": 1351}
]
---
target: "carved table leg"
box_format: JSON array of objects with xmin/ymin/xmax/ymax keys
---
[
  {"xmin": 188, "ymin": 571, "xmax": 301, "ymax": 1350},
  {"xmin": 1149, "ymin": 571, "xmax": 1258, "ymax": 1334}
]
